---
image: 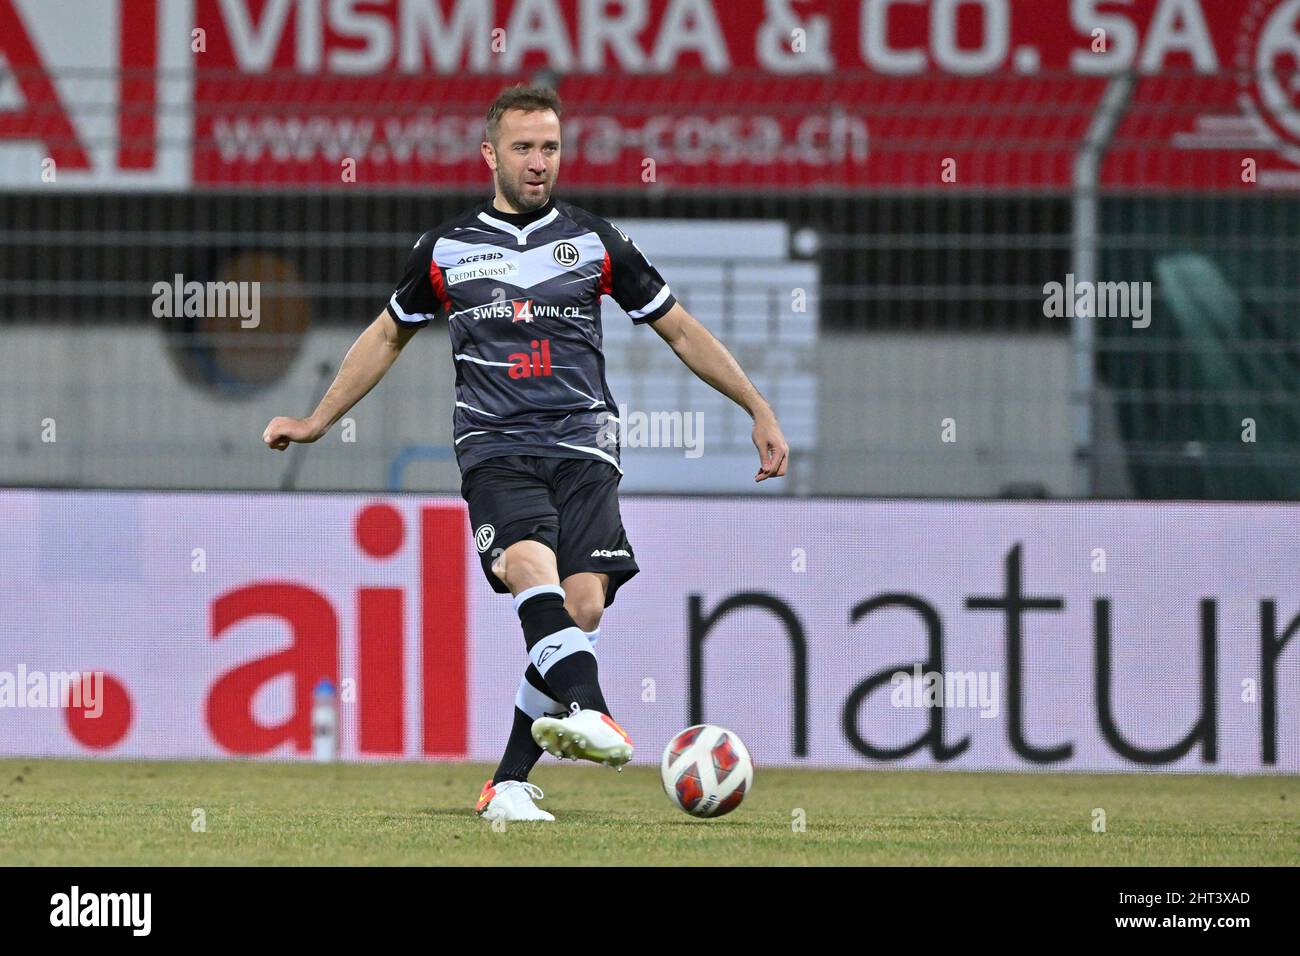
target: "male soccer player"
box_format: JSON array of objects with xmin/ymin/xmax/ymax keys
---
[{"xmin": 263, "ymin": 85, "xmax": 789, "ymax": 822}]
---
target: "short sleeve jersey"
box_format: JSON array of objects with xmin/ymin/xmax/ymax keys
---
[{"xmin": 388, "ymin": 197, "xmax": 676, "ymax": 474}]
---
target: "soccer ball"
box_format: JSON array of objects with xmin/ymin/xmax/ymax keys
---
[{"xmin": 660, "ymin": 724, "xmax": 753, "ymax": 818}]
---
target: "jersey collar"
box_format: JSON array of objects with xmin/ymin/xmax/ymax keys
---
[{"xmin": 478, "ymin": 198, "xmax": 559, "ymax": 245}]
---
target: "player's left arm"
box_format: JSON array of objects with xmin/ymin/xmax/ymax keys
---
[{"xmin": 650, "ymin": 302, "xmax": 789, "ymax": 482}]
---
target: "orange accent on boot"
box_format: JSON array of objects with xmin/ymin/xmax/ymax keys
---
[
  {"xmin": 600, "ymin": 713, "xmax": 632, "ymax": 744},
  {"xmin": 475, "ymin": 779, "xmax": 496, "ymax": 814}
]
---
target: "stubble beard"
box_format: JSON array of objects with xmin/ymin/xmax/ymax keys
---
[{"xmin": 497, "ymin": 171, "xmax": 551, "ymax": 213}]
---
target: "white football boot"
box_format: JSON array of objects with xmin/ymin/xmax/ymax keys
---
[
  {"xmin": 530, "ymin": 702, "xmax": 634, "ymax": 769},
  {"xmin": 475, "ymin": 779, "xmax": 555, "ymax": 822}
]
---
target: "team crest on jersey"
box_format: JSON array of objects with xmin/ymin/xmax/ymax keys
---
[
  {"xmin": 553, "ymin": 241, "xmax": 580, "ymax": 267},
  {"xmin": 474, "ymin": 524, "xmax": 495, "ymax": 553}
]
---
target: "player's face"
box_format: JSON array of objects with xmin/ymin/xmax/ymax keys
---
[{"xmin": 487, "ymin": 109, "xmax": 561, "ymax": 212}]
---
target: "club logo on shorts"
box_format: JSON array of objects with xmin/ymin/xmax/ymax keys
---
[
  {"xmin": 553, "ymin": 241, "xmax": 580, "ymax": 267},
  {"xmin": 474, "ymin": 524, "xmax": 495, "ymax": 553}
]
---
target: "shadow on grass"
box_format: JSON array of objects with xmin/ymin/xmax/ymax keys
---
[{"xmin": 411, "ymin": 806, "xmax": 760, "ymax": 828}]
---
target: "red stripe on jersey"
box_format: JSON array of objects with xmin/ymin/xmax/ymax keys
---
[
  {"xmin": 428, "ymin": 259, "xmax": 454, "ymax": 313},
  {"xmin": 599, "ymin": 251, "xmax": 612, "ymax": 297}
]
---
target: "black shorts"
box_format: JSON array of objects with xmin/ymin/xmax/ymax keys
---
[{"xmin": 460, "ymin": 454, "xmax": 640, "ymax": 607}]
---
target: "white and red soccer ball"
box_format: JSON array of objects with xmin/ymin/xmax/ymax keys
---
[{"xmin": 660, "ymin": 724, "xmax": 754, "ymax": 818}]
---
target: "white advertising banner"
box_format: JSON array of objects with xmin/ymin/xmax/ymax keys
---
[{"xmin": 0, "ymin": 490, "xmax": 1296, "ymax": 773}]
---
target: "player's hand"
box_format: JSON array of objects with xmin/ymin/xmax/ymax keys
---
[
  {"xmin": 262, "ymin": 416, "xmax": 322, "ymax": 451},
  {"xmin": 752, "ymin": 414, "xmax": 789, "ymax": 482}
]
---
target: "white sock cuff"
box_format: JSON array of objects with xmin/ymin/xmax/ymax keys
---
[
  {"xmin": 515, "ymin": 673, "xmax": 562, "ymax": 721},
  {"xmin": 528, "ymin": 626, "xmax": 592, "ymax": 678},
  {"xmin": 513, "ymin": 584, "xmax": 565, "ymax": 614},
  {"xmin": 584, "ymin": 628, "xmax": 600, "ymax": 649}
]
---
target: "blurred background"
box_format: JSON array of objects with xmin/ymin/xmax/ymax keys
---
[
  {"xmin": 1, "ymin": 0, "xmax": 1298, "ymax": 777},
  {"xmin": 2, "ymin": 0, "xmax": 1297, "ymax": 500}
]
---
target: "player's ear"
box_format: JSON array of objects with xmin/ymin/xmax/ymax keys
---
[{"xmin": 480, "ymin": 139, "xmax": 496, "ymax": 171}]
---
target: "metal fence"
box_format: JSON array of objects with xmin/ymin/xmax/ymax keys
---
[{"xmin": 1, "ymin": 67, "xmax": 1297, "ymax": 499}]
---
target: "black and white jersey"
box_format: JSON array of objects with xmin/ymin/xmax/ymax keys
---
[{"xmin": 387, "ymin": 197, "xmax": 676, "ymax": 475}]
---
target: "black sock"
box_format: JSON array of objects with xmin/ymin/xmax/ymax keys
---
[
  {"xmin": 518, "ymin": 591, "xmax": 610, "ymax": 717},
  {"xmin": 492, "ymin": 707, "xmax": 544, "ymax": 784},
  {"xmin": 541, "ymin": 653, "xmax": 609, "ymax": 715}
]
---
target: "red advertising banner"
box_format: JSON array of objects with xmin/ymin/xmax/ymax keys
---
[
  {"xmin": 188, "ymin": 0, "xmax": 1300, "ymax": 191},
  {"xmin": 1, "ymin": 0, "xmax": 1298, "ymax": 190}
]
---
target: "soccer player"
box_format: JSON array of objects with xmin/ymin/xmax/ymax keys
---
[{"xmin": 263, "ymin": 85, "xmax": 789, "ymax": 822}]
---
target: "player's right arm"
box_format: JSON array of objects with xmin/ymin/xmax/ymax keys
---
[
  {"xmin": 263, "ymin": 231, "xmax": 444, "ymax": 450},
  {"xmin": 262, "ymin": 310, "xmax": 418, "ymax": 449}
]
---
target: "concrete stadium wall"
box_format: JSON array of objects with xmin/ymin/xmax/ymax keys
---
[{"xmin": 0, "ymin": 325, "xmax": 1078, "ymax": 496}]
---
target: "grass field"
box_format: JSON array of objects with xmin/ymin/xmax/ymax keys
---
[{"xmin": 0, "ymin": 758, "xmax": 1296, "ymax": 866}]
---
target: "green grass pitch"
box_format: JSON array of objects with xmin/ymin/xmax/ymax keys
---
[{"xmin": 0, "ymin": 758, "xmax": 1296, "ymax": 866}]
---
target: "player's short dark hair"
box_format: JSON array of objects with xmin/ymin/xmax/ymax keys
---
[{"xmin": 485, "ymin": 85, "xmax": 563, "ymax": 147}]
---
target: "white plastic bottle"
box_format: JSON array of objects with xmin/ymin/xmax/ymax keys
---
[{"xmin": 311, "ymin": 678, "xmax": 338, "ymax": 762}]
